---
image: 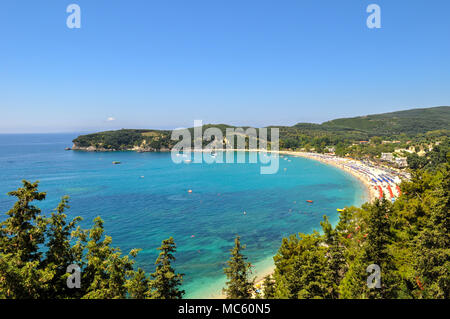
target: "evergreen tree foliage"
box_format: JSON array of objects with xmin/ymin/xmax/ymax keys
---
[
  {"xmin": 43, "ymin": 196, "xmax": 82, "ymax": 298},
  {"xmin": 340, "ymin": 199, "xmax": 400, "ymax": 298},
  {"xmin": 270, "ymin": 160, "xmax": 449, "ymax": 299},
  {"xmin": 126, "ymin": 268, "xmax": 149, "ymax": 299},
  {"xmin": 148, "ymin": 237, "xmax": 185, "ymax": 299},
  {"xmin": 415, "ymin": 164, "xmax": 450, "ymax": 298},
  {"xmin": 0, "ymin": 181, "xmax": 183, "ymax": 299},
  {"xmin": 320, "ymin": 216, "xmax": 346, "ymax": 298},
  {"xmin": 0, "ymin": 181, "xmax": 52, "ymax": 298},
  {"xmin": 272, "ymin": 234, "xmax": 301, "ymax": 298},
  {"xmin": 285, "ymin": 233, "xmax": 333, "ymax": 299},
  {"xmin": 0, "ymin": 181, "xmax": 47, "ymax": 262},
  {"xmin": 223, "ymin": 236, "xmax": 255, "ymax": 299},
  {"xmin": 262, "ymin": 275, "xmax": 276, "ymax": 299}
]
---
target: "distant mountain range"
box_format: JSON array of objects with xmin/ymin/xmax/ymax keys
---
[{"xmin": 72, "ymin": 106, "xmax": 449, "ymax": 151}]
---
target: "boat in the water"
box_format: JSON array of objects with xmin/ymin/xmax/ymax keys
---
[
  {"xmin": 112, "ymin": 161, "xmax": 121, "ymax": 165},
  {"xmin": 306, "ymin": 200, "xmax": 313, "ymax": 203}
]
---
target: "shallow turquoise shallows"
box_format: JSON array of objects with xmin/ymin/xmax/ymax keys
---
[{"xmin": 0, "ymin": 133, "xmax": 367, "ymax": 298}]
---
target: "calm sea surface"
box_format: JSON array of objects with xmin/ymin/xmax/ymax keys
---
[{"xmin": 0, "ymin": 133, "xmax": 367, "ymax": 298}]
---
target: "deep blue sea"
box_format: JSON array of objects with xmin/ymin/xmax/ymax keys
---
[{"xmin": 0, "ymin": 133, "xmax": 367, "ymax": 298}]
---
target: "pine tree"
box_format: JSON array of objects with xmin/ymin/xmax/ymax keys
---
[
  {"xmin": 262, "ymin": 275, "xmax": 276, "ymax": 299},
  {"xmin": 81, "ymin": 217, "xmax": 138, "ymax": 299},
  {"xmin": 126, "ymin": 268, "xmax": 149, "ymax": 298},
  {"xmin": 321, "ymin": 215, "xmax": 346, "ymax": 298},
  {"xmin": 148, "ymin": 237, "xmax": 184, "ymax": 299},
  {"xmin": 0, "ymin": 180, "xmax": 47, "ymax": 262},
  {"xmin": 285, "ymin": 232, "xmax": 332, "ymax": 299},
  {"xmin": 0, "ymin": 180, "xmax": 53, "ymax": 298},
  {"xmin": 415, "ymin": 164, "xmax": 450, "ymax": 298},
  {"xmin": 272, "ymin": 234, "xmax": 301, "ymax": 298},
  {"xmin": 223, "ymin": 236, "xmax": 255, "ymax": 299},
  {"xmin": 106, "ymin": 248, "xmax": 139, "ymax": 299},
  {"xmin": 43, "ymin": 196, "xmax": 83, "ymax": 298},
  {"xmin": 340, "ymin": 199, "xmax": 400, "ymax": 298}
]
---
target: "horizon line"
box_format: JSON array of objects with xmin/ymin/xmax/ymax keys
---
[{"xmin": 1, "ymin": 105, "xmax": 448, "ymax": 135}]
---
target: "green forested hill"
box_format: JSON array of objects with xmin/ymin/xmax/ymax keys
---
[
  {"xmin": 320, "ymin": 106, "xmax": 450, "ymax": 135},
  {"xmin": 72, "ymin": 106, "xmax": 450, "ymax": 151}
]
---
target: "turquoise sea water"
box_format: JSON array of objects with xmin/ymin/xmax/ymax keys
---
[{"xmin": 0, "ymin": 133, "xmax": 367, "ymax": 298}]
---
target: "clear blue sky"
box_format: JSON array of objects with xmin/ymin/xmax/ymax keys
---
[{"xmin": 0, "ymin": 0, "xmax": 449, "ymax": 133}]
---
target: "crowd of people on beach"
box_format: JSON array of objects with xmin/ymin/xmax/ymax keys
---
[{"xmin": 295, "ymin": 152, "xmax": 410, "ymax": 202}]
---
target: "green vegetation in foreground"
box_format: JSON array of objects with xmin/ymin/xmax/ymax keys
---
[
  {"xmin": 1, "ymin": 157, "xmax": 449, "ymax": 299},
  {"xmin": 72, "ymin": 106, "xmax": 450, "ymax": 161},
  {"xmin": 222, "ymin": 236, "xmax": 255, "ymax": 299},
  {"xmin": 0, "ymin": 181, "xmax": 184, "ymax": 299}
]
